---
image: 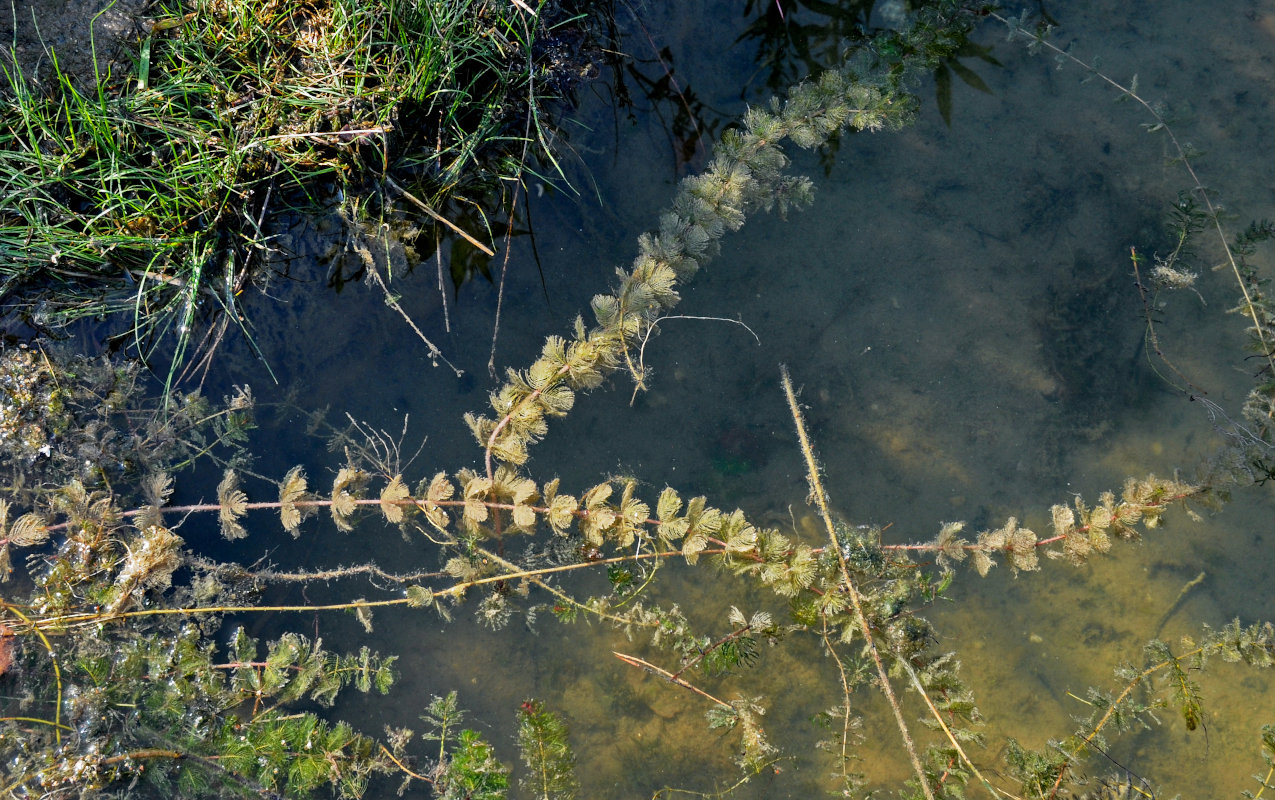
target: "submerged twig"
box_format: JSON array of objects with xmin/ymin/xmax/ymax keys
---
[
  {"xmin": 382, "ymin": 175, "xmax": 494, "ymax": 256},
  {"xmin": 353, "ymin": 225, "xmax": 463, "ymax": 377},
  {"xmin": 612, "ymin": 651, "xmax": 732, "ymax": 708},
  {"xmin": 780, "ymin": 365, "xmax": 935, "ymax": 800}
]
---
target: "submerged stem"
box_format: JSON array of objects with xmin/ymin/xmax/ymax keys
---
[{"xmin": 780, "ymin": 365, "xmax": 934, "ymax": 800}]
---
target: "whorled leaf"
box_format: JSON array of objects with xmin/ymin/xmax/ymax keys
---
[
  {"xmin": 1086, "ymin": 526, "xmax": 1112, "ymax": 556},
  {"xmin": 330, "ymin": 467, "xmax": 368, "ymax": 532},
  {"xmin": 656, "ymin": 487, "xmax": 682, "ymax": 522},
  {"xmin": 547, "ymin": 493, "xmax": 577, "ymax": 535},
  {"xmin": 1062, "ymin": 526, "xmax": 1093, "ymax": 566},
  {"xmin": 720, "ymin": 509, "xmax": 757, "ymax": 554},
  {"xmin": 1050, "ymin": 504, "xmax": 1076, "ymax": 539},
  {"xmin": 658, "ymin": 516, "xmax": 690, "ymax": 544},
  {"xmin": 461, "ymin": 474, "xmax": 492, "ymax": 526},
  {"xmin": 489, "ymin": 432, "xmax": 530, "ymax": 466},
  {"xmin": 619, "ymin": 481, "xmax": 650, "ymax": 527},
  {"xmin": 422, "ymin": 471, "xmax": 454, "ymax": 529},
  {"xmin": 462, "ymin": 472, "xmax": 493, "ymax": 500},
  {"xmin": 540, "ymin": 385, "xmax": 575, "ymax": 415},
  {"xmin": 608, "ymin": 481, "xmax": 649, "ymax": 548},
  {"xmin": 379, "ymin": 475, "xmax": 411, "ymax": 525},
  {"xmin": 1006, "ymin": 520, "xmax": 1039, "ymax": 573},
  {"xmin": 512, "ymin": 503, "xmax": 537, "ymax": 530},
  {"xmin": 445, "ymin": 556, "xmax": 480, "ymax": 581},
  {"xmin": 426, "ymin": 472, "xmax": 456, "ymax": 503},
  {"xmin": 1088, "ymin": 503, "xmax": 1113, "ymax": 532},
  {"xmin": 580, "ymin": 483, "xmax": 617, "ymax": 546},
  {"xmin": 463, "ymin": 500, "xmax": 490, "ymax": 526},
  {"xmin": 279, "ymin": 466, "xmax": 309, "ymax": 536},
  {"xmin": 684, "ymin": 496, "xmax": 722, "ymax": 540},
  {"xmin": 143, "ymin": 472, "xmax": 174, "ymax": 507},
  {"xmin": 134, "ymin": 503, "xmax": 165, "ymax": 533},
  {"xmin": 8, "ymin": 512, "xmax": 50, "ymax": 548},
  {"xmin": 217, "ymin": 469, "xmax": 249, "ymax": 541},
  {"xmin": 935, "ymin": 520, "xmax": 969, "ymax": 568},
  {"xmin": 970, "ymin": 548, "xmax": 995, "ymax": 577},
  {"xmin": 507, "ymin": 475, "xmax": 537, "ymax": 506},
  {"xmin": 592, "ymin": 294, "xmax": 620, "ymax": 327},
  {"xmin": 405, "ymin": 585, "xmax": 433, "ymax": 608},
  {"xmin": 682, "ymin": 529, "xmax": 708, "ymax": 564},
  {"xmin": 777, "ymin": 545, "xmax": 817, "ymax": 596}
]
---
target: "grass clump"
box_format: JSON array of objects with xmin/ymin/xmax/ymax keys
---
[
  {"xmin": 4, "ymin": 3, "xmax": 1275, "ymax": 800},
  {"xmin": 0, "ymin": 0, "xmax": 597, "ymax": 382}
]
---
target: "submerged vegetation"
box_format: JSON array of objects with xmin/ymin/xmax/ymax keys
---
[{"xmin": 2, "ymin": 2, "xmax": 1275, "ymax": 799}]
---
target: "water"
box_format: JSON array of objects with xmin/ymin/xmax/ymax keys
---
[{"xmin": 189, "ymin": 1, "xmax": 1275, "ymax": 797}]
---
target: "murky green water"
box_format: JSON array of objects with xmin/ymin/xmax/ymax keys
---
[{"xmin": 200, "ymin": 1, "xmax": 1275, "ymax": 797}]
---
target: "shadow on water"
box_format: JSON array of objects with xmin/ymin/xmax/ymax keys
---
[{"xmin": 185, "ymin": 0, "xmax": 1275, "ymax": 797}]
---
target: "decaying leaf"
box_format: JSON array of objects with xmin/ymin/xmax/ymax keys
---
[
  {"xmin": 1006, "ymin": 522, "xmax": 1039, "ymax": 573},
  {"xmin": 353, "ymin": 601, "xmax": 374, "ymax": 634},
  {"xmin": 970, "ymin": 549, "xmax": 994, "ymax": 577},
  {"xmin": 1050, "ymin": 504, "xmax": 1075, "ymax": 539},
  {"xmin": 108, "ymin": 525, "xmax": 184, "ymax": 614},
  {"xmin": 935, "ymin": 520, "xmax": 968, "ymax": 567}
]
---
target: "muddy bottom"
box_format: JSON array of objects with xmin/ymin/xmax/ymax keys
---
[{"xmin": 2, "ymin": 0, "xmax": 150, "ymax": 87}]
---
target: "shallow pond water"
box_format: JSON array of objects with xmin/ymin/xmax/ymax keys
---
[{"xmin": 172, "ymin": 1, "xmax": 1275, "ymax": 797}]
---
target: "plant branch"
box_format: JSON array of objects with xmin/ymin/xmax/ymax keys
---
[
  {"xmin": 612, "ymin": 651, "xmax": 732, "ymax": 709},
  {"xmin": 780, "ymin": 365, "xmax": 934, "ymax": 800},
  {"xmin": 993, "ymin": 11, "xmax": 1275, "ymax": 383}
]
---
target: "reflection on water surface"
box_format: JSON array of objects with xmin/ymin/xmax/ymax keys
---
[{"xmin": 210, "ymin": 2, "xmax": 1275, "ymax": 797}]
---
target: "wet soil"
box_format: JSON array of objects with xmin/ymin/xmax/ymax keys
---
[{"xmin": 2, "ymin": 0, "xmax": 150, "ymax": 88}]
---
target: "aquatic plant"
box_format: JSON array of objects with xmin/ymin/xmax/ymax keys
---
[{"xmin": 2, "ymin": 3, "xmax": 1274, "ymax": 799}]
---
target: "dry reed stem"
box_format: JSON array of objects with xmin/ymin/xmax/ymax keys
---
[{"xmin": 780, "ymin": 365, "xmax": 934, "ymax": 800}]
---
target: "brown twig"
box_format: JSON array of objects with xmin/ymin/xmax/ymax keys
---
[
  {"xmin": 382, "ymin": 174, "xmax": 494, "ymax": 256},
  {"xmin": 669, "ymin": 625, "xmax": 752, "ymax": 681},
  {"xmin": 781, "ymin": 366, "xmax": 935, "ymax": 800},
  {"xmin": 612, "ymin": 651, "xmax": 732, "ymax": 708}
]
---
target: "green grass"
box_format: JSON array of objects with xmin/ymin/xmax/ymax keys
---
[{"xmin": 0, "ymin": 0, "xmax": 586, "ymax": 384}]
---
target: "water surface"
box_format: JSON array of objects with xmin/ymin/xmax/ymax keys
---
[{"xmin": 202, "ymin": 1, "xmax": 1275, "ymax": 796}]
